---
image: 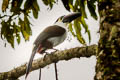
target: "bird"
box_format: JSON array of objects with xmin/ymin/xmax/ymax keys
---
[{"xmin": 25, "ymin": 12, "xmax": 81, "ymax": 79}]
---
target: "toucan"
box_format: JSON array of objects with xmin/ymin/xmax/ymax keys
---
[{"xmin": 25, "ymin": 12, "xmax": 81, "ymax": 79}]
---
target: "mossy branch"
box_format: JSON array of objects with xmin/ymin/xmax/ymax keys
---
[{"xmin": 0, "ymin": 45, "xmax": 97, "ymax": 80}]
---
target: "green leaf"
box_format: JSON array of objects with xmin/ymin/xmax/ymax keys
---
[
  {"xmin": 17, "ymin": 0, "xmax": 23, "ymax": 8},
  {"xmin": 19, "ymin": 16, "xmax": 31, "ymax": 41},
  {"xmin": 24, "ymin": 0, "xmax": 30, "ymax": 9},
  {"xmin": 74, "ymin": 0, "xmax": 79, "ymax": 12},
  {"xmin": 74, "ymin": 20, "xmax": 86, "ymax": 44},
  {"xmin": 79, "ymin": 0, "xmax": 87, "ymax": 18},
  {"xmin": 87, "ymin": 1, "xmax": 97, "ymax": 20},
  {"xmin": 24, "ymin": 15, "xmax": 32, "ymax": 35},
  {"xmin": 68, "ymin": 23, "xmax": 76, "ymax": 37},
  {"xmin": 11, "ymin": 0, "xmax": 23, "ymax": 12},
  {"xmin": 16, "ymin": 34, "xmax": 21, "ymax": 44},
  {"xmin": 2, "ymin": 0, "xmax": 9, "ymax": 12},
  {"xmin": 6, "ymin": 27, "xmax": 15, "ymax": 48},
  {"xmin": 22, "ymin": 31, "xmax": 30, "ymax": 40},
  {"xmin": 80, "ymin": 17, "xmax": 91, "ymax": 43},
  {"xmin": 1, "ymin": 20, "xmax": 16, "ymax": 48},
  {"xmin": 49, "ymin": 0, "xmax": 54, "ymax": 9},
  {"xmin": 32, "ymin": 0, "xmax": 40, "ymax": 18},
  {"xmin": 42, "ymin": 0, "xmax": 49, "ymax": 5},
  {"xmin": 80, "ymin": 17, "xmax": 88, "ymax": 32},
  {"xmin": 61, "ymin": 0, "xmax": 70, "ymax": 11},
  {"xmin": 32, "ymin": 7, "xmax": 38, "ymax": 19},
  {"xmin": 1, "ymin": 21, "xmax": 7, "ymax": 39},
  {"xmin": 19, "ymin": 18, "xmax": 30, "ymax": 41},
  {"xmin": 33, "ymin": 0, "xmax": 40, "ymax": 11},
  {"xmin": 19, "ymin": 18, "xmax": 24, "ymax": 28},
  {"xmin": 42, "ymin": 0, "xmax": 55, "ymax": 9},
  {"xmin": 13, "ymin": 22, "xmax": 20, "ymax": 33},
  {"xmin": 77, "ymin": 33, "xmax": 86, "ymax": 44},
  {"xmin": 87, "ymin": 30, "xmax": 91, "ymax": 43},
  {"xmin": 24, "ymin": 0, "xmax": 33, "ymax": 10},
  {"xmin": 68, "ymin": 2, "xmax": 74, "ymax": 11},
  {"xmin": 12, "ymin": 22, "xmax": 21, "ymax": 44},
  {"xmin": 7, "ymin": 35, "xmax": 15, "ymax": 48}
]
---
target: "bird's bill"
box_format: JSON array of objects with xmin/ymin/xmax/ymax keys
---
[
  {"xmin": 62, "ymin": 12, "xmax": 81, "ymax": 23},
  {"xmin": 25, "ymin": 51, "xmax": 36, "ymax": 79}
]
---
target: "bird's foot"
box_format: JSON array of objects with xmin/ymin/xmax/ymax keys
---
[
  {"xmin": 43, "ymin": 49, "xmax": 58, "ymax": 61},
  {"xmin": 43, "ymin": 52, "xmax": 49, "ymax": 61}
]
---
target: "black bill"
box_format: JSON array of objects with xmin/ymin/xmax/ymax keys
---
[{"xmin": 62, "ymin": 12, "xmax": 81, "ymax": 23}]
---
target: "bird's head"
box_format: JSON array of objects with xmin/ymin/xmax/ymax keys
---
[{"xmin": 55, "ymin": 12, "xmax": 81, "ymax": 26}]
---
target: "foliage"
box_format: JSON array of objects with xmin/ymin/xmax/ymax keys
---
[
  {"xmin": 0, "ymin": 0, "xmax": 98, "ymax": 48},
  {"xmin": 0, "ymin": 0, "xmax": 40, "ymax": 48},
  {"xmin": 65, "ymin": 0, "xmax": 98, "ymax": 44}
]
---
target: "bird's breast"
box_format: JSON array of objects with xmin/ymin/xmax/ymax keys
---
[{"xmin": 47, "ymin": 32, "xmax": 67, "ymax": 47}]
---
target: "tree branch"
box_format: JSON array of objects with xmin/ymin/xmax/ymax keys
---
[{"xmin": 0, "ymin": 45, "xmax": 97, "ymax": 80}]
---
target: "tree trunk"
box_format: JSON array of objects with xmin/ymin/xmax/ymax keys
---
[{"xmin": 95, "ymin": 0, "xmax": 120, "ymax": 80}]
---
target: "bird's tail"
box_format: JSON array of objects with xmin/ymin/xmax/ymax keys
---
[
  {"xmin": 25, "ymin": 44, "xmax": 43, "ymax": 79},
  {"xmin": 25, "ymin": 50, "xmax": 36, "ymax": 79}
]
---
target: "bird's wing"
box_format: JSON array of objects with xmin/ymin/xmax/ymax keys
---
[
  {"xmin": 25, "ymin": 47, "xmax": 37, "ymax": 79},
  {"xmin": 34, "ymin": 25, "xmax": 66, "ymax": 45},
  {"xmin": 25, "ymin": 44, "xmax": 43, "ymax": 79}
]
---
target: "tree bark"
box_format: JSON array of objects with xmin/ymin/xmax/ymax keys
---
[
  {"xmin": 0, "ymin": 45, "xmax": 97, "ymax": 80},
  {"xmin": 95, "ymin": 0, "xmax": 120, "ymax": 80}
]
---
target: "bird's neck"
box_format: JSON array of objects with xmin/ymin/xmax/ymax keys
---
[{"xmin": 54, "ymin": 21, "xmax": 67, "ymax": 29}]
